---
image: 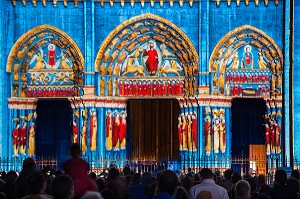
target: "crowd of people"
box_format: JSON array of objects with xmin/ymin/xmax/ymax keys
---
[{"xmin": 0, "ymin": 143, "xmax": 299, "ymax": 199}]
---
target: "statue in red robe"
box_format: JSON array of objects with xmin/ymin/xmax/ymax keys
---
[
  {"xmin": 178, "ymin": 117, "xmax": 183, "ymax": 151},
  {"xmin": 191, "ymin": 114, "xmax": 197, "ymax": 150},
  {"xmin": 20, "ymin": 122, "xmax": 27, "ymax": 155},
  {"xmin": 45, "ymin": 44, "xmax": 57, "ymax": 67},
  {"xmin": 269, "ymin": 120, "xmax": 275, "ymax": 154},
  {"xmin": 143, "ymin": 42, "xmax": 159, "ymax": 75},
  {"xmin": 112, "ymin": 112, "xmax": 120, "ymax": 150},
  {"xmin": 12, "ymin": 123, "xmax": 20, "ymax": 156},
  {"xmin": 72, "ymin": 120, "xmax": 79, "ymax": 144},
  {"xmin": 119, "ymin": 112, "xmax": 127, "ymax": 150},
  {"xmin": 274, "ymin": 121, "xmax": 281, "ymax": 154}
]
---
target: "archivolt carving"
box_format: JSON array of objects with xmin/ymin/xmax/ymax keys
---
[{"xmin": 6, "ymin": 24, "xmax": 84, "ymax": 98}]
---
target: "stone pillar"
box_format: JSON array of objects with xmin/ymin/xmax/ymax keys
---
[{"xmin": 83, "ymin": 0, "xmax": 96, "ymax": 96}]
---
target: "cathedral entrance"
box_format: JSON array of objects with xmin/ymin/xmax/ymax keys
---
[
  {"xmin": 231, "ymin": 98, "xmax": 266, "ymax": 173},
  {"xmin": 35, "ymin": 99, "xmax": 72, "ymax": 166},
  {"xmin": 127, "ymin": 99, "xmax": 180, "ymax": 162}
]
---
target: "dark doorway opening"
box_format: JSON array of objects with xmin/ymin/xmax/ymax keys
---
[
  {"xmin": 36, "ymin": 99, "xmax": 72, "ymax": 166},
  {"xmin": 231, "ymin": 98, "xmax": 266, "ymax": 156},
  {"xmin": 127, "ymin": 99, "xmax": 180, "ymax": 161}
]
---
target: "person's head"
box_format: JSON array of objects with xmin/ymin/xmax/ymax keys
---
[
  {"xmin": 286, "ymin": 177, "xmax": 299, "ymax": 193},
  {"xmin": 89, "ymin": 172, "xmax": 97, "ymax": 180},
  {"xmin": 80, "ymin": 191, "xmax": 103, "ymax": 199},
  {"xmin": 51, "ymin": 174, "xmax": 74, "ymax": 199},
  {"xmin": 224, "ymin": 169, "xmax": 233, "ymax": 180},
  {"xmin": 122, "ymin": 165, "xmax": 130, "ymax": 176},
  {"xmin": 5, "ymin": 170, "xmax": 18, "ymax": 183},
  {"xmin": 235, "ymin": 180, "xmax": 251, "ymax": 199},
  {"xmin": 274, "ymin": 169, "xmax": 287, "ymax": 185},
  {"xmin": 199, "ymin": 168, "xmax": 213, "ymax": 180},
  {"xmin": 26, "ymin": 171, "xmax": 47, "ymax": 195},
  {"xmin": 149, "ymin": 42, "xmax": 154, "ymax": 49},
  {"xmin": 175, "ymin": 186, "xmax": 188, "ymax": 199},
  {"xmin": 70, "ymin": 143, "xmax": 81, "ymax": 158},
  {"xmin": 231, "ymin": 172, "xmax": 242, "ymax": 184},
  {"xmin": 141, "ymin": 171, "xmax": 152, "ymax": 185},
  {"xmin": 181, "ymin": 176, "xmax": 192, "ymax": 190},
  {"xmin": 132, "ymin": 173, "xmax": 141, "ymax": 185},
  {"xmin": 22, "ymin": 158, "xmax": 36, "ymax": 173},
  {"xmin": 101, "ymin": 188, "xmax": 114, "ymax": 199},
  {"xmin": 157, "ymin": 170, "xmax": 178, "ymax": 196},
  {"xmin": 257, "ymin": 174, "xmax": 266, "ymax": 186},
  {"xmin": 291, "ymin": 169, "xmax": 300, "ymax": 180},
  {"xmin": 245, "ymin": 177, "xmax": 256, "ymax": 192},
  {"xmin": 96, "ymin": 177, "xmax": 105, "ymax": 192},
  {"xmin": 108, "ymin": 167, "xmax": 119, "ymax": 180}
]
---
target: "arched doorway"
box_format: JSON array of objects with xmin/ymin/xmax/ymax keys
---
[
  {"xmin": 127, "ymin": 99, "xmax": 180, "ymax": 161},
  {"xmin": 231, "ymin": 98, "xmax": 266, "ymax": 173},
  {"xmin": 36, "ymin": 99, "xmax": 72, "ymax": 165}
]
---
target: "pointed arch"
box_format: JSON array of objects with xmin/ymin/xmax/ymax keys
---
[
  {"xmin": 209, "ymin": 25, "xmax": 283, "ymax": 73},
  {"xmin": 7, "ymin": 24, "xmax": 84, "ymax": 73},
  {"xmin": 6, "ymin": 24, "xmax": 84, "ymax": 98},
  {"xmin": 94, "ymin": 13, "xmax": 198, "ymax": 76},
  {"xmin": 209, "ymin": 25, "xmax": 283, "ymax": 97}
]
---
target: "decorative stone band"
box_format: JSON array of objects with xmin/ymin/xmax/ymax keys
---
[
  {"xmin": 69, "ymin": 95, "xmax": 282, "ymax": 109},
  {"xmin": 8, "ymin": 98, "xmax": 38, "ymax": 110}
]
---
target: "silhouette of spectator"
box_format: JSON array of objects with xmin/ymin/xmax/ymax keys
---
[
  {"xmin": 228, "ymin": 172, "xmax": 242, "ymax": 199},
  {"xmin": 0, "ymin": 192, "xmax": 6, "ymax": 199},
  {"xmin": 129, "ymin": 173, "xmax": 141, "ymax": 187},
  {"xmin": 128, "ymin": 171, "xmax": 152, "ymax": 199},
  {"xmin": 256, "ymin": 174, "xmax": 270, "ymax": 195},
  {"xmin": 175, "ymin": 186, "xmax": 188, "ymax": 199},
  {"xmin": 101, "ymin": 189, "xmax": 114, "ymax": 199},
  {"xmin": 268, "ymin": 169, "xmax": 297, "ymax": 199},
  {"xmin": 235, "ymin": 180, "xmax": 251, "ymax": 199},
  {"xmin": 63, "ymin": 144, "xmax": 97, "ymax": 199},
  {"xmin": 219, "ymin": 169, "xmax": 233, "ymax": 191},
  {"xmin": 189, "ymin": 168, "xmax": 229, "ymax": 199},
  {"xmin": 95, "ymin": 177, "xmax": 105, "ymax": 193},
  {"xmin": 22, "ymin": 171, "xmax": 52, "ymax": 199},
  {"xmin": 181, "ymin": 176, "xmax": 193, "ymax": 194},
  {"xmin": 3, "ymin": 170, "xmax": 18, "ymax": 199},
  {"xmin": 291, "ymin": 170, "xmax": 300, "ymax": 181},
  {"xmin": 80, "ymin": 191, "xmax": 103, "ymax": 199},
  {"xmin": 89, "ymin": 172, "xmax": 97, "ymax": 181},
  {"xmin": 154, "ymin": 170, "xmax": 178, "ymax": 199},
  {"xmin": 105, "ymin": 168, "xmax": 128, "ymax": 199},
  {"xmin": 286, "ymin": 177, "xmax": 300, "ymax": 197},
  {"xmin": 15, "ymin": 158, "xmax": 36, "ymax": 199},
  {"xmin": 245, "ymin": 177, "xmax": 259, "ymax": 199},
  {"xmin": 51, "ymin": 174, "xmax": 74, "ymax": 199}
]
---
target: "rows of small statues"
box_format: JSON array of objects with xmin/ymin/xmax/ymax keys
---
[
  {"xmin": 27, "ymin": 87, "xmax": 80, "ymax": 97},
  {"xmin": 225, "ymin": 72, "xmax": 270, "ymax": 84},
  {"xmin": 118, "ymin": 80, "xmax": 185, "ymax": 97},
  {"xmin": 226, "ymin": 85, "xmax": 271, "ymax": 97}
]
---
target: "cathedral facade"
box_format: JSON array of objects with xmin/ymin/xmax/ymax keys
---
[{"xmin": 0, "ymin": 0, "xmax": 297, "ymax": 173}]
